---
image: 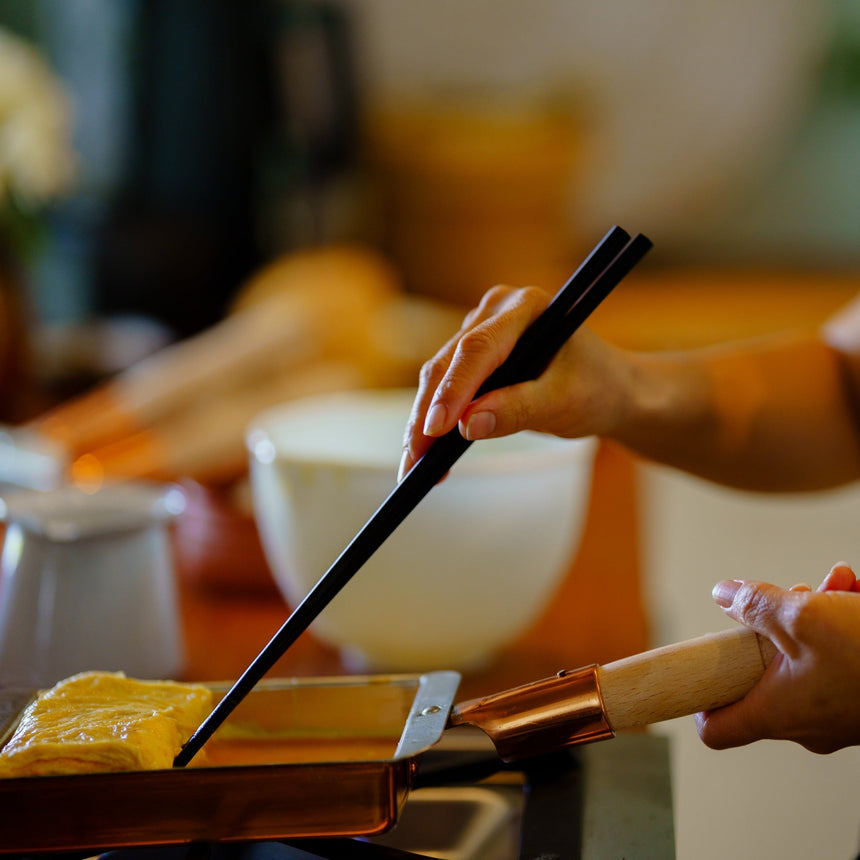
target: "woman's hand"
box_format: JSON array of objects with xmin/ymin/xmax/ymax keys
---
[
  {"xmin": 696, "ymin": 563, "xmax": 860, "ymax": 754},
  {"xmin": 398, "ymin": 285, "xmax": 632, "ymax": 480}
]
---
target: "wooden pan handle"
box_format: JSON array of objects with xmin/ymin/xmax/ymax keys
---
[{"xmin": 598, "ymin": 627, "xmax": 778, "ymax": 732}]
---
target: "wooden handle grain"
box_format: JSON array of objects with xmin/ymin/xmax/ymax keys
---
[{"xmin": 598, "ymin": 627, "xmax": 778, "ymax": 732}]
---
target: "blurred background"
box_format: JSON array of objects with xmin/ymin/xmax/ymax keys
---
[
  {"xmin": 0, "ymin": 0, "xmax": 857, "ymax": 409},
  {"xmin": 1, "ymin": 2, "xmax": 859, "ymax": 858}
]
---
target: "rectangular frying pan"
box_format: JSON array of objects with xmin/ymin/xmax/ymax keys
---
[{"xmin": 0, "ymin": 625, "xmax": 774, "ymax": 853}]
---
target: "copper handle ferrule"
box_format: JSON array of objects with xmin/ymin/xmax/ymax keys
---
[{"xmin": 448, "ymin": 664, "xmax": 614, "ymax": 762}]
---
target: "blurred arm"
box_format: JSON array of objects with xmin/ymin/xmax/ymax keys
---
[{"xmin": 615, "ymin": 326, "xmax": 860, "ymax": 491}]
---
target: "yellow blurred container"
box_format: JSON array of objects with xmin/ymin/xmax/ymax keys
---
[{"xmin": 363, "ymin": 97, "xmax": 589, "ymax": 306}]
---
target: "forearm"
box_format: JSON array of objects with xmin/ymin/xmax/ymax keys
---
[{"xmin": 610, "ymin": 333, "xmax": 860, "ymax": 491}]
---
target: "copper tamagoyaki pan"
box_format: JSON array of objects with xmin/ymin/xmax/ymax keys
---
[{"xmin": 0, "ymin": 626, "xmax": 775, "ymax": 853}]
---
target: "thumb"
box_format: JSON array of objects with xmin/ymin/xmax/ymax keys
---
[{"xmin": 695, "ymin": 693, "xmax": 770, "ymax": 750}]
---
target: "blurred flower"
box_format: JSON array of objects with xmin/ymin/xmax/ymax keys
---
[{"xmin": 0, "ymin": 26, "xmax": 76, "ymax": 253}]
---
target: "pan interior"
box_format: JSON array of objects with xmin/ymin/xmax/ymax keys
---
[{"xmin": 202, "ymin": 675, "xmax": 423, "ymax": 765}]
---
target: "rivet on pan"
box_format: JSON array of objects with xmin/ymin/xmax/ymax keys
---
[{"xmin": 420, "ymin": 705, "xmax": 442, "ymax": 716}]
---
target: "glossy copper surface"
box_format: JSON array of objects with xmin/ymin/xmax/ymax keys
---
[{"xmin": 448, "ymin": 664, "xmax": 614, "ymax": 761}]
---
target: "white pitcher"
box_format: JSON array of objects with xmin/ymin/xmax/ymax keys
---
[{"xmin": 0, "ymin": 481, "xmax": 186, "ymax": 687}]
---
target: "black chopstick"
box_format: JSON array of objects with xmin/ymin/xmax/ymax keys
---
[
  {"xmin": 173, "ymin": 226, "xmax": 652, "ymax": 767},
  {"xmin": 477, "ymin": 229, "xmax": 651, "ymax": 397},
  {"xmin": 481, "ymin": 224, "xmax": 631, "ymax": 391}
]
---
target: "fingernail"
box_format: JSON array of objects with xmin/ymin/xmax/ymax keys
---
[
  {"xmin": 424, "ymin": 402, "xmax": 447, "ymax": 436},
  {"xmin": 712, "ymin": 579, "xmax": 742, "ymax": 608},
  {"xmin": 464, "ymin": 410, "xmax": 496, "ymax": 441}
]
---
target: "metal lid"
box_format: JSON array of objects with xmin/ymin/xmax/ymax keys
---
[
  {"xmin": 0, "ymin": 481, "xmax": 186, "ymax": 541},
  {"xmin": 0, "ymin": 426, "xmax": 67, "ymax": 491}
]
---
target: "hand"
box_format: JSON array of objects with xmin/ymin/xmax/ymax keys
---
[
  {"xmin": 695, "ymin": 563, "xmax": 860, "ymax": 754},
  {"xmin": 398, "ymin": 285, "xmax": 631, "ymax": 480}
]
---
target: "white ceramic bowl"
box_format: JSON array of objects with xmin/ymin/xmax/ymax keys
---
[{"xmin": 247, "ymin": 389, "xmax": 597, "ymax": 672}]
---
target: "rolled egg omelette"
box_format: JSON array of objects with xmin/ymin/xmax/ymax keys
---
[{"xmin": 0, "ymin": 671, "xmax": 213, "ymax": 777}]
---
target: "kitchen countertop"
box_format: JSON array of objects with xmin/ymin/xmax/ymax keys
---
[
  {"xmin": 581, "ymin": 733, "xmax": 674, "ymax": 858},
  {"xmin": 371, "ymin": 729, "xmax": 675, "ymax": 859}
]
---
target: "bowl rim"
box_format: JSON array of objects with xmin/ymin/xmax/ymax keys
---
[{"xmin": 246, "ymin": 388, "xmax": 597, "ymax": 475}]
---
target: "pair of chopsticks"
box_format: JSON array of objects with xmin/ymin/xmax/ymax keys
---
[{"xmin": 174, "ymin": 226, "xmax": 652, "ymax": 767}]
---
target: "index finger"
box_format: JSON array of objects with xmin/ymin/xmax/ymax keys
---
[
  {"xmin": 398, "ymin": 287, "xmax": 549, "ymax": 482},
  {"xmin": 421, "ymin": 287, "xmax": 551, "ymax": 437}
]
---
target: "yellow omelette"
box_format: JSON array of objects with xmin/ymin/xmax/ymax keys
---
[{"xmin": 0, "ymin": 671, "xmax": 213, "ymax": 777}]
